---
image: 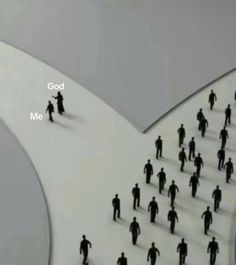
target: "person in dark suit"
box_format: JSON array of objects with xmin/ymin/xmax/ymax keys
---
[
  {"xmin": 197, "ymin": 108, "xmax": 204, "ymax": 130},
  {"xmin": 219, "ymin": 126, "xmax": 228, "ymax": 149},
  {"xmin": 224, "ymin": 157, "xmax": 234, "ymax": 183},
  {"xmin": 155, "ymin": 136, "xmax": 163, "ymax": 159},
  {"xmin": 52, "ymin": 91, "xmax": 65, "ymax": 115},
  {"xmin": 80, "ymin": 235, "xmax": 92, "ymax": 265},
  {"xmin": 217, "ymin": 148, "xmax": 225, "ymax": 170},
  {"xmin": 194, "ymin": 153, "xmax": 204, "ymax": 177},
  {"xmin": 189, "ymin": 172, "xmax": 200, "ymax": 197},
  {"xmin": 188, "ymin": 137, "xmax": 196, "ymax": 161},
  {"xmin": 144, "ymin": 160, "xmax": 154, "ymax": 184},
  {"xmin": 201, "ymin": 206, "xmax": 213, "ymax": 235},
  {"xmin": 147, "ymin": 242, "xmax": 160, "ymax": 265},
  {"xmin": 209, "ymin": 90, "xmax": 217, "ymax": 110},
  {"xmin": 177, "ymin": 124, "xmax": 186, "ymax": 147},
  {"xmin": 224, "ymin": 104, "xmax": 231, "ymax": 126},
  {"xmin": 132, "ymin": 183, "xmax": 140, "ymax": 210},
  {"xmin": 129, "ymin": 217, "xmax": 141, "ymax": 245},
  {"xmin": 157, "ymin": 168, "xmax": 166, "ymax": 194},
  {"xmin": 179, "ymin": 148, "xmax": 187, "ymax": 172},
  {"xmin": 199, "ymin": 116, "xmax": 208, "ymax": 137},
  {"xmin": 112, "ymin": 194, "xmax": 120, "ymax": 221},
  {"xmin": 168, "ymin": 180, "xmax": 179, "ymax": 206},
  {"xmin": 168, "ymin": 206, "xmax": 179, "ymax": 234},
  {"xmin": 177, "ymin": 238, "xmax": 188, "ymax": 265},
  {"xmin": 46, "ymin": 100, "xmax": 54, "ymax": 122},
  {"xmin": 117, "ymin": 252, "xmax": 128, "ymax": 265},
  {"xmin": 207, "ymin": 237, "xmax": 219, "ymax": 265},
  {"xmin": 212, "ymin": 186, "xmax": 222, "ymax": 212},
  {"xmin": 148, "ymin": 197, "xmax": 159, "ymax": 223}
]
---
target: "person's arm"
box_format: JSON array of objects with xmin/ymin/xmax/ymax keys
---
[
  {"xmin": 201, "ymin": 212, "xmax": 205, "ymax": 219},
  {"xmin": 232, "ymin": 164, "xmax": 234, "ymax": 173},
  {"xmin": 138, "ymin": 224, "xmax": 141, "ymax": 235},
  {"xmin": 176, "ymin": 186, "xmax": 179, "ymax": 193},
  {"xmin": 157, "ymin": 248, "xmax": 160, "ymax": 256},
  {"xmin": 215, "ymin": 94, "xmax": 217, "ymax": 101},
  {"xmin": 88, "ymin": 241, "xmax": 92, "ymax": 248},
  {"xmin": 210, "ymin": 214, "xmax": 213, "ymax": 224},
  {"xmin": 168, "ymin": 188, "xmax": 170, "ymax": 197},
  {"xmin": 189, "ymin": 179, "xmax": 192, "ymax": 187},
  {"xmin": 117, "ymin": 258, "xmax": 120, "ymax": 265},
  {"xmin": 144, "ymin": 165, "xmax": 146, "ymax": 174},
  {"xmin": 177, "ymin": 244, "xmax": 179, "ymax": 253},
  {"xmin": 151, "ymin": 166, "xmax": 154, "ymax": 175},
  {"xmin": 207, "ymin": 244, "xmax": 210, "ymax": 253},
  {"xmin": 80, "ymin": 243, "xmax": 82, "ymax": 254},
  {"xmin": 147, "ymin": 250, "xmax": 150, "ymax": 262},
  {"xmin": 217, "ymin": 244, "xmax": 219, "ymax": 253},
  {"xmin": 157, "ymin": 204, "xmax": 159, "ymax": 214},
  {"xmin": 202, "ymin": 159, "xmax": 204, "ymax": 167},
  {"xmin": 148, "ymin": 203, "xmax": 150, "ymax": 212},
  {"xmin": 176, "ymin": 213, "xmax": 179, "ymax": 222},
  {"xmin": 212, "ymin": 191, "xmax": 215, "ymax": 199},
  {"xmin": 129, "ymin": 224, "xmax": 132, "ymax": 232}
]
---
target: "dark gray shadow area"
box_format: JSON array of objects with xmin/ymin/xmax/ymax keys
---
[{"xmin": 0, "ymin": 120, "xmax": 51, "ymax": 265}]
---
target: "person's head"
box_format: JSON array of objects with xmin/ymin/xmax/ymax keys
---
[
  {"xmin": 211, "ymin": 90, "xmax": 213, "ymax": 93},
  {"xmin": 135, "ymin": 183, "xmax": 138, "ymax": 187},
  {"xmin": 115, "ymin": 194, "xmax": 118, "ymax": 198},
  {"xmin": 133, "ymin": 217, "xmax": 136, "ymax": 221},
  {"xmin": 192, "ymin": 137, "xmax": 194, "ymax": 140},
  {"xmin": 198, "ymin": 153, "xmax": 201, "ymax": 157},
  {"xmin": 82, "ymin": 235, "xmax": 86, "ymax": 239},
  {"xmin": 207, "ymin": 206, "xmax": 210, "ymax": 210},
  {"xmin": 152, "ymin": 196, "xmax": 155, "ymax": 201},
  {"xmin": 216, "ymin": 185, "xmax": 219, "ymax": 189},
  {"xmin": 121, "ymin": 252, "xmax": 125, "ymax": 257},
  {"xmin": 158, "ymin": 135, "xmax": 161, "ymax": 139},
  {"xmin": 172, "ymin": 206, "xmax": 175, "ymax": 210},
  {"xmin": 161, "ymin": 167, "xmax": 164, "ymax": 171},
  {"xmin": 58, "ymin": 91, "xmax": 61, "ymax": 95},
  {"xmin": 152, "ymin": 242, "xmax": 155, "ymax": 247},
  {"xmin": 49, "ymin": 100, "xmax": 51, "ymax": 104},
  {"xmin": 200, "ymin": 108, "xmax": 202, "ymax": 111},
  {"xmin": 148, "ymin": 159, "xmax": 150, "ymax": 163},
  {"xmin": 181, "ymin": 124, "xmax": 183, "ymax": 127},
  {"xmin": 229, "ymin": 157, "xmax": 232, "ymax": 161},
  {"xmin": 223, "ymin": 126, "xmax": 226, "ymax": 130},
  {"xmin": 228, "ymin": 104, "xmax": 230, "ymax": 108},
  {"xmin": 212, "ymin": 237, "xmax": 215, "ymax": 241},
  {"xmin": 182, "ymin": 238, "xmax": 185, "ymax": 243},
  {"xmin": 172, "ymin": 180, "xmax": 175, "ymax": 184},
  {"xmin": 182, "ymin": 148, "xmax": 185, "ymax": 151},
  {"xmin": 193, "ymin": 172, "xmax": 196, "ymax": 176}
]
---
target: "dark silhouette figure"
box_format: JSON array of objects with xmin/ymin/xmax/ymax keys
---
[
  {"xmin": 189, "ymin": 172, "xmax": 200, "ymax": 197},
  {"xmin": 212, "ymin": 186, "xmax": 222, "ymax": 212},
  {"xmin": 177, "ymin": 238, "xmax": 188, "ymax": 265},
  {"xmin": 219, "ymin": 126, "xmax": 228, "ymax": 149},
  {"xmin": 155, "ymin": 136, "xmax": 163, "ymax": 159},
  {"xmin": 179, "ymin": 148, "xmax": 187, "ymax": 172},
  {"xmin": 197, "ymin": 108, "xmax": 204, "ymax": 130},
  {"xmin": 224, "ymin": 104, "xmax": 231, "ymax": 126},
  {"xmin": 46, "ymin": 101, "xmax": 54, "ymax": 122},
  {"xmin": 144, "ymin": 160, "xmax": 154, "ymax": 184},
  {"xmin": 80, "ymin": 235, "xmax": 92, "ymax": 265},
  {"xmin": 188, "ymin": 137, "xmax": 196, "ymax": 161},
  {"xmin": 157, "ymin": 168, "xmax": 166, "ymax": 194},
  {"xmin": 201, "ymin": 206, "xmax": 213, "ymax": 235},
  {"xmin": 224, "ymin": 157, "xmax": 234, "ymax": 183},
  {"xmin": 112, "ymin": 194, "xmax": 120, "ymax": 221},
  {"xmin": 132, "ymin": 183, "xmax": 140, "ymax": 210},
  {"xmin": 209, "ymin": 90, "xmax": 217, "ymax": 110},
  {"xmin": 199, "ymin": 116, "xmax": 208, "ymax": 137},
  {"xmin": 194, "ymin": 153, "xmax": 204, "ymax": 177},
  {"xmin": 148, "ymin": 197, "xmax": 159, "ymax": 223},
  {"xmin": 235, "ymin": 91, "xmax": 236, "ymax": 102},
  {"xmin": 129, "ymin": 217, "xmax": 141, "ymax": 245},
  {"xmin": 207, "ymin": 237, "xmax": 219, "ymax": 265},
  {"xmin": 52, "ymin": 91, "xmax": 65, "ymax": 115},
  {"xmin": 117, "ymin": 252, "xmax": 128, "ymax": 265},
  {"xmin": 147, "ymin": 242, "xmax": 160, "ymax": 265},
  {"xmin": 217, "ymin": 148, "xmax": 225, "ymax": 170},
  {"xmin": 168, "ymin": 206, "xmax": 179, "ymax": 234},
  {"xmin": 177, "ymin": 124, "xmax": 186, "ymax": 147},
  {"xmin": 168, "ymin": 180, "xmax": 179, "ymax": 206}
]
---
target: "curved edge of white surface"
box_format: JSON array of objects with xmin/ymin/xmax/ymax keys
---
[{"xmin": 0, "ymin": 118, "xmax": 51, "ymax": 265}]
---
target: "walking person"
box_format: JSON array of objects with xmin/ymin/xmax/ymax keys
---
[
  {"xmin": 224, "ymin": 104, "xmax": 231, "ymax": 126},
  {"xmin": 168, "ymin": 206, "xmax": 179, "ymax": 234},
  {"xmin": 157, "ymin": 168, "xmax": 166, "ymax": 194},
  {"xmin": 219, "ymin": 126, "xmax": 228, "ymax": 149},
  {"xmin": 129, "ymin": 217, "xmax": 141, "ymax": 245},
  {"xmin": 197, "ymin": 108, "xmax": 204, "ymax": 130},
  {"xmin": 177, "ymin": 238, "xmax": 188, "ymax": 265},
  {"xmin": 80, "ymin": 235, "xmax": 92, "ymax": 265},
  {"xmin": 217, "ymin": 148, "xmax": 225, "ymax": 170},
  {"xmin": 132, "ymin": 183, "xmax": 140, "ymax": 210},
  {"xmin": 199, "ymin": 116, "xmax": 208, "ymax": 137},
  {"xmin": 148, "ymin": 197, "xmax": 159, "ymax": 223},
  {"xmin": 189, "ymin": 172, "xmax": 200, "ymax": 197},
  {"xmin": 224, "ymin": 158, "xmax": 234, "ymax": 183},
  {"xmin": 117, "ymin": 253, "xmax": 128, "ymax": 265},
  {"xmin": 155, "ymin": 136, "xmax": 163, "ymax": 159},
  {"xmin": 207, "ymin": 237, "xmax": 219, "ymax": 265},
  {"xmin": 194, "ymin": 153, "xmax": 204, "ymax": 177},
  {"xmin": 168, "ymin": 181, "xmax": 179, "ymax": 206},
  {"xmin": 209, "ymin": 90, "xmax": 217, "ymax": 110},
  {"xmin": 188, "ymin": 137, "xmax": 196, "ymax": 161},
  {"xmin": 46, "ymin": 100, "xmax": 54, "ymax": 122},
  {"xmin": 112, "ymin": 194, "xmax": 120, "ymax": 221},
  {"xmin": 144, "ymin": 159, "xmax": 154, "ymax": 184},
  {"xmin": 179, "ymin": 148, "xmax": 187, "ymax": 172},
  {"xmin": 201, "ymin": 206, "xmax": 213, "ymax": 235},
  {"xmin": 177, "ymin": 124, "xmax": 186, "ymax": 147},
  {"xmin": 52, "ymin": 91, "xmax": 65, "ymax": 115},
  {"xmin": 147, "ymin": 242, "xmax": 160, "ymax": 265},
  {"xmin": 212, "ymin": 186, "xmax": 222, "ymax": 212}
]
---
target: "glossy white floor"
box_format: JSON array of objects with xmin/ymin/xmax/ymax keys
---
[{"xmin": 0, "ymin": 41, "xmax": 236, "ymax": 265}]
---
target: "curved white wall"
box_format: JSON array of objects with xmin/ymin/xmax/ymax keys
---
[{"xmin": 1, "ymin": 0, "xmax": 236, "ymax": 131}]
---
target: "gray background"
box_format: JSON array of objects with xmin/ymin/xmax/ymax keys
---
[
  {"xmin": 0, "ymin": 119, "xmax": 50, "ymax": 265},
  {"xmin": 1, "ymin": 0, "xmax": 236, "ymax": 131}
]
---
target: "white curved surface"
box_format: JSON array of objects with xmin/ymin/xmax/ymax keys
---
[
  {"xmin": 1, "ymin": 0, "xmax": 236, "ymax": 130},
  {"xmin": 0, "ymin": 42, "xmax": 236, "ymax": 264}
]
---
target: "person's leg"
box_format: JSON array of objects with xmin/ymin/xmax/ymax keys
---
[
  {"xmin": 137, "ymin": 196, "xmax": 140, "ymax": 207},
  {"xmin": 204, "ymin": 222, "xmax": 207, "ymax": 234},
  {"xmin": 113, "ymin": 209, "xmax": 116, "ymax": 221},
  {"xmin": 160, "ymin": 147, "xmax": 162, "ymax": 157},
  {"xmin": 133, "ymin": 198, "xmax": 136, "ymax": 210},
  {"xmin": 117, "ymin": 208, "xmax": 120, "ymax": 218},
  {"xmin": 156, "ymin": 149, "xmax": 158, "ymax": 159},
  {"xmin": 179, "ymin": 254, "xmax": 182, "ymax": 265},
  {"xmin": 159, "ymin": 181, "xmax": 162, "ymax": 194},
  {"xmin": 214, "ymin": 200, "xmax": 217, "ymax": 212},
  {"xmin": 218, "ymin": 159, "xmax": 221, "ymax": 170}
]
